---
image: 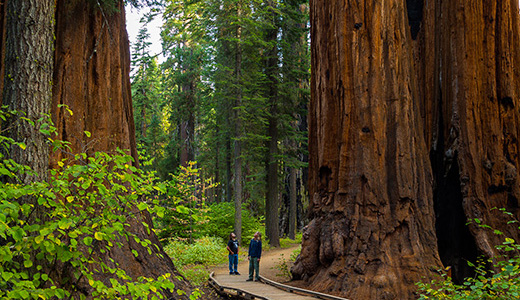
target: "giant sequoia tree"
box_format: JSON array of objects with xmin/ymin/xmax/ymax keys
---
[
  {"xmin": 292, "ymin": 0, "xmax": 520, "ymax": 299},
  {"xmin": 1, "ymin": 0, "xmax": 192, "ymax": 298}
]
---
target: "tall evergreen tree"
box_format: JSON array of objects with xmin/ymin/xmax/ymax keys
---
[
  {"xmin": 131, "ymin": 11, "xmax": 165, "ymax": 169},
  {"xmin": 263, "ymin": 0, "xmax": 281, "ymax": 247}
]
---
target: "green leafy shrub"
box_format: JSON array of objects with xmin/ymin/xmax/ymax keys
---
[
  {"xmin": 164, "ymin": 237, "xmax": 227, "ymax": 286},
  {"xmin": 198, "ymin": 202, "xmax": 263, "ymax": 245},
  {"xmin": 155, "ymin": 165, "xmax": 262, "ymax": 245},
  {"xmin": 156, "ymin": 162, "xmax": 213, "ymax": 242},
  {"xmin": 417, "ymin": 212, "xmax": 520, "ymax": 299},
  {"xmin": 0, "ymin": 108, "xmax": 187, "ymax": 299},
  {"xmin": 280, "ymin": 232, "xmax": 303, "ymax": 248},
  {"xmin": 272, "ymin": 246, "xmax": 301, "ymax": 281},
  {"xmin": 164, "ymin": 236, "xmax": 227, "ymax": 266}
]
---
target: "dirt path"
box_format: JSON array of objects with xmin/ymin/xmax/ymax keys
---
[{"xmin": 213, "ymin": 243, "xmax": 301, "ymax": 283}]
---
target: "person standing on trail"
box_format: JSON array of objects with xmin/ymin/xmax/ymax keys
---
[
  {"xmin": 227, "ymin": 232, "xmax": 240, "ymax": 275},
  {"xmin": 247, "ymin": 232, "xmax": 262, "ymax": 281}
]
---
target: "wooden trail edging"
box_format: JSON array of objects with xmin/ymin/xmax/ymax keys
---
[
  {"xmin": 257, "ymin": 276, "xmax": 349, "ymax": 300},
  {"xmin": 209, "ymin": 272, "xmax": 349, "ymax": 300}
]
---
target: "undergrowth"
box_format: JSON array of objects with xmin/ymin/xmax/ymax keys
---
[
  {"xmin": 417, "ymin": 209, "xmax": 520, "ymax": 299},
  {"xmin": 272, "ymin": 245, "xmax": 301, "ymax": 280},
  {"xmin": 164, "ymin": 237, "xmax": 227, "ymax": 286}
]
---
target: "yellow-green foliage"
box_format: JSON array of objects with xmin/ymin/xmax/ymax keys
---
[
  {"xmin": 417, "ymin": 213, "xmax": 520, "ymax": 300},
  {"xmin": 164, "ymin": 237, "xmax": 228, "ymax": 286},
  {"xmin": 0, "ymin": 108, "xmax": 187, "ymax": 299}
]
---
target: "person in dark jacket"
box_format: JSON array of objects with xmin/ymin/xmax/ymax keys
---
[
  {"xmin": 226, "ymin": 232, "xmax": 240, "ymax": 275},
  {"xmin": 247, "ymin": 232, "xmax": 262, "ymax": 281}
]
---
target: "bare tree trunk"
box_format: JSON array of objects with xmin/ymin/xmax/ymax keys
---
[
  {"xmin": 265, "ymin": 114, "xmax": 280, "ymax": 246},
  {"xmin": 233, "ymin": 2, "xmax": 243, "ymax": 243},
  {"xmin": 288, "ymin": 166, "xmax": 297, "ymax": 240},
  {"xmin": 215, "ymin": 127, "xmax": 221, "ymax": 202},
  {"xmin": 179, "ymin": 48, "xmax": 195, "ymax": 168},
  {"xmin": 291, "ymin": 0, "xmax": 442, "ymax": 298},
  {"xmin": 264, "ymin": 0, "xmax": 280, "ymax": 247},
  {"xmin": 293, "ymin": 0, "xmax": 520, "ymax": 298},
  {"xmin": 226, "ymin": 134, "xmax": 232, "ymax": 202},
  {"xmin": 2, "ymin": 0, "xmax": 54, "ymax": 184},
  {"xmin": 51, "ymin": 0, "xmax": 138, "ymax": 165},
  {"xmin": 419, "ymin": 0, "xmax": 520, "ymax": 282},
  {"xmin": 50, "ymin": 1, "xmax": 191, "ymax": 297}
]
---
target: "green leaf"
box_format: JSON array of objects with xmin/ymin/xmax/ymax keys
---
[
  {"xmin": 1, "ymin": 271, "xmax": 13, "ymax": 281},
  {"xmin": 84, "ymin": 131, "xmax": 91, "ymax": 138},
  {"xmin": 24, "ymin": 260, "xmax": 33, "ymax": 268},
  {"xmin": 84, "ymin": 236, "xmax": 93, "ymax": 246},
  {"xmin": 137, "ymin": 202, "xmax": 148, "ymax": 211}
]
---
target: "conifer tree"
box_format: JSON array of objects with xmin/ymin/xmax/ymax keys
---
[{"xmin": 131, "ymin": 11, "xmax": 165, "ymax": 169}]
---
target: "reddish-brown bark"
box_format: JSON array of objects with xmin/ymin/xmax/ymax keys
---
[
  {"xmin": 51, "ymin": 0, "xmax": 138, "ymax": 166},
  {"xmin": 50, "ymin": 1, "xmax": 191, "ymax": 298},
  {"xmin": 291, "ymin": 1, "xmax": 442, "ymax": 299},
  {"xmin": 418, "ymin": 0, "xmax": 520, "ymax": 281},
  {"xmin": 292, "ymin": 0, "xmax": 520, "ymax": 299}
]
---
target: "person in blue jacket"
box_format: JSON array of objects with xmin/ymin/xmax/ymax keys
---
[
  {"xmin": 246, "ymin": 232, "xmax": 262, "ymax": 281},
  {"xmin": 226, "ymin": 232, "xmax": 240, "ymax": 275}
]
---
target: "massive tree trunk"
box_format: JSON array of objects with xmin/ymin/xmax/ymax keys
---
[
  {"xmin": 291, "ymin": 0, "xmax": 442, "ymax": 298},
  {"xmin": 51, "ymin": 0, "xmax": 191, "ymax": 297},
  {"xmin": 418, "ymin": 0, "xmax": 520, "ymax": 282},
  {"xmin": 293, "ymin": 0, "xmax": 520, "ymax": 298},
  {"xmin": 51, "ymin": 0, "xmax": 138, "ymax": 164},
  {"xmin": 1, "ymin": 0, "xmax": 54, "ymax": 184}
]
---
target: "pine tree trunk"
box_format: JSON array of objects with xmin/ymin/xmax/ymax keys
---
[
  {"xmin": 291, "ymin": 0, "xmax": 442, "ymax": 298},
  {"xmin": 226, "ymin": 134, "xmax": 233, "ymax": 202},
  {"xmin": 264, "ymin": 0, "xmax": 280, "ymax": 247},
  {"xmin": 215, "ymin": 126, "xmax": 222, "ymax": 202},
  {"xmin": 233, "ymin": 3, "xmax": 243, "ymax": 243},
  {"xmin": 50, "ymin": 1, "xmax": 191, "ymax": 297},
  {"xmin": 2, "ymin": 0, "xmax": 54, "ymax": 184},
  {"xmin": 265, "ymin": 114, "xmax": 280, "ymax": 246},
  {"xmin": 179, "ymin": 48, "xmax": 195, "ymax": 167},
  {"xmin": 288, "ymin": 166, "xmax": 297, "ymax": 240}
]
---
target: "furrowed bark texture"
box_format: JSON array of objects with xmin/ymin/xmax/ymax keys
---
[
  {"xmin": 2, "ymin": 0, "xmax": 54, "ymax": 183},
  {"xmin": 291, "ymin": 1, "xmax": 442, "ymax": 298},
  {"xmin": 293, "ymin": 0, "xmax": 520, "ymax": 298},
  {"xmin": 51, "ymin": 1, "xmax": 191, "ymax": 298},
  {"xmin": 418, "ymin": 0, "xmax": 520, "ymax": 280},
  {"xmin": 51, "ymin": 0, "xmax": 138, "ymax": 165}
]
